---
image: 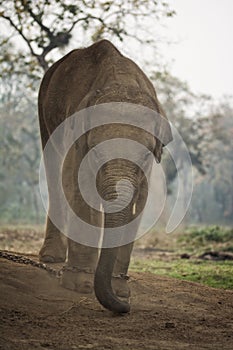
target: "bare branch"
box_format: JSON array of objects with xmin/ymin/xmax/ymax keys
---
[
  {"xmin": 1, "ymin": 14, "xmax": 36, "ymax": 58},
  {"xmin": 19, "ymin": 0, "xmax": 53, "ymax": 38},
  {"xmin": 67, "ymin": 15, "xmax": 92, "ymax": 33}
]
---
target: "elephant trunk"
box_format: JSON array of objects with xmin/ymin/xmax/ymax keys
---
[
  {"xmin": 94, "ymin": 246, "xmax": 130, "ymax": 313},
  {"xmin": 94, "ymin": 175, "xmax": 134, "ymax": 313}
]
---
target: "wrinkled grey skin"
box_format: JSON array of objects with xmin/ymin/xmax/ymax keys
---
[{"xmin": 38, "ymin": 40, "xmax": 172, "ymax": 313}]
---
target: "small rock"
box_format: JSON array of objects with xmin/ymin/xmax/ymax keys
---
[
  {"xmin": 180, "ymin": 253, "xmax": 190, "ymax": 259},
  {"xmin": 165, "ymin": 322, "xmax": 175, "ymax": 329}
]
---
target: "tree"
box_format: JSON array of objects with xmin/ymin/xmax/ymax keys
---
[
  {"xmin": 149, "ymin": 70, "xmax": 233, "ymax": 225},
  {"xmin": 151, "ymin": 69, "xmax": 213, "ymax": 174},
  {"xmin": 0, "ymin": 39, "xmax": 41, "ymax": 223},
  {"xmin": 183, "ymin": 98, "xmax": 233, "ymax": 225},
  {"xmin": 205, "ymin": 101, "xmax": 233, "ymax": 223},
  {"xmin": 0, "ymin": 0, "xmax": 175, "ymax": 72}
]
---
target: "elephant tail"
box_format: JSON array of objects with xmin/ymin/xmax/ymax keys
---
[{"xmin": 94, "ymin": 247, "xmax": 130, "ymax": 314}]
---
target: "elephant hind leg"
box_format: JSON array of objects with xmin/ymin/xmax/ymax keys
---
[
  {"xmin": 39, "ymin": 216, "xmax": 67, "ymax": 263},
  {"xmin": 112, "ymin": 242, "xmax": 134, "ymax": 299},
  {"xmin": 60, "ymin": 205, "xmax": 101, "ymax": 294}
]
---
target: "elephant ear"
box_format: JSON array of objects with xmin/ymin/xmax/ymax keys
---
[{"xmin": 153, "ymin": 113, "xmax": 173, "ymax": 163}]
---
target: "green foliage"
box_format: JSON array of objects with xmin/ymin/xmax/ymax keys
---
[
  {"xmin": 179, "ymin": 226, "xmax": 233, "ymax": 245},
  {"xmin": 222, "ymin": 246, "xmax": 233, "ymax": 253},
  {"xmin": 0, "ymin": 42, "xmax": 43, "ymax": 224},
  {"xmin": 174, "ymin": 226, "xmax": 233, "ymax": 257},
  {"xmin": 153, "ymin": 69, "xmax": 233, "ymax": 224},
  {"xmin": 130, "ymin": 258, "xmax": 233, "ymax": 289},
  {"xmin": 152, "ymin": 70, "xmax": 209, "ymax": 175}
]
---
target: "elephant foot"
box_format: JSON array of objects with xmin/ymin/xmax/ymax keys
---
[
  {"xmin": 39, "ymin": 235, "xmax": 67, "ymax": 263},
  {"xmin": 60, "ymin": 267, "xmax": 94, "ymax": 294},
  {"xmin": 112, "ymin": 274, "xmax": 130, "ymax": 299}
]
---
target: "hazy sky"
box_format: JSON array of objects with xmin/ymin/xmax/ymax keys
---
[{"xmin": 161, "ymin": 0, "xmax": 233, "ymax": 98}]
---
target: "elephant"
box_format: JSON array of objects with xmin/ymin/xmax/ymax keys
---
[{"xmin": 38, "ymin": 39, "xmax": 172, "ymax": 313}]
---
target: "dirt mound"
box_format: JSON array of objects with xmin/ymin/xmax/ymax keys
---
[{"xmin": 1, "ymin": 253, "xmax": 233, "ymax": 350}]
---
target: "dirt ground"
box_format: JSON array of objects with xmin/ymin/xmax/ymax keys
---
[{"xmin": 1, "ymin": 252, "xmax": 233, "ymax": 350}]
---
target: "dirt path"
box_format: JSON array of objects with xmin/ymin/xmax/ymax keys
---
[{"xmin": 1, "ymin": 253, "xmax": 233, "ymax": 350}]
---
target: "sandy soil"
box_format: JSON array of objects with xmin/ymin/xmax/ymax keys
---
[{"xmin": 1, "ymin": 253, "xmax": 233, "ymax": 350}]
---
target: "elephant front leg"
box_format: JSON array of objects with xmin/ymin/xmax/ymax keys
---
[
  {"xmin": 39, "ymin": 215, "xmax": 67, "ymax": 263},
  {"xmin": 61, "ymin": 240, "xmax": 99, "ymax": 294},
  {"xmin": 112, "ymin": 242, "xmax": 133, "ymax": 299},
  {"xmin": 60, "ymin": 205, "xmax": 101, "ymax": 294},
  {"xmin": 39, "ymin": 144, "xmax": 68, "ymax": 263},
  {"xmin": 112, "ymin": 199, "xmax": 142, "ymax": 299}
]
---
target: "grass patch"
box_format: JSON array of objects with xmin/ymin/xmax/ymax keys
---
[
  {"xmin": 0, "ymin": 225, "xmax": 44, "ymax": 254},
  {"xmin": 176, "ymin": 225, "xmax": 233, "ymax": 254},
  {"xmin": 130, "ymin": 258, "xmax": 233, "ymax": 290}
]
